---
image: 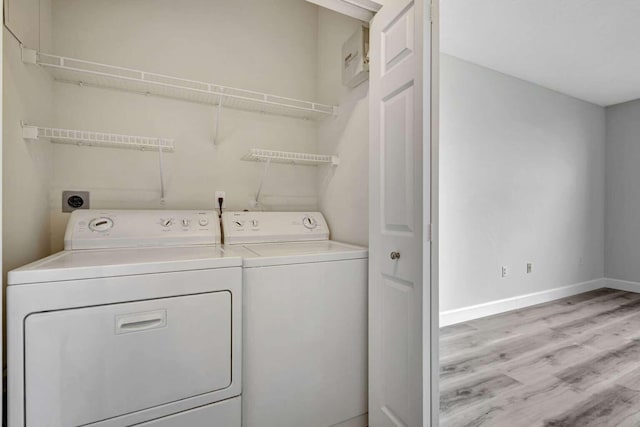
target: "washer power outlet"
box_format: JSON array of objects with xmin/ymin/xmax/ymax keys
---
[
  {"xmin": 215, "ymin": 191, "xmax": 226, "ymax": 208},
  {"xmin": 62, "ymin": 191, "xmax": 90, "ymax": 213}
]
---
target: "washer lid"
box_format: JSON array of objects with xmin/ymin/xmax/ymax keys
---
[
  {"xmin": 8, "ymin": 246, "xmax": 241, "ymax": 285},
  {"xmin": 225, "ymin": 241, "xmax": 368, "ymax": 267}
]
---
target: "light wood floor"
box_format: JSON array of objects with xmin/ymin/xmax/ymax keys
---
[{"xmin": 440, "ymin": 288, "xmax": 640, "ymax": 426}]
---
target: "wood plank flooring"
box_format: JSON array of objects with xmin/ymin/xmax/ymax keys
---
[{"xmin": 440, "ymin": 288, "xmax": 640, "ymax": 426}]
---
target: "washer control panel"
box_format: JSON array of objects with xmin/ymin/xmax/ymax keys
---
[
  {"xmin": 64, "ymin": 210, "xmax": 220, "ymax": 250},
  {"xmin": 222, "ymin": 212, "xmax": 329, "ymax": 244}
]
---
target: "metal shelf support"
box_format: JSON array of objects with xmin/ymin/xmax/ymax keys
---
[
  {"xmin": 22, "ymin": 122, "xmax": 174, "ymax": 204},
  {"xmin": 242, "ymin": 148, "xmax": 340, "ymax": 207}
]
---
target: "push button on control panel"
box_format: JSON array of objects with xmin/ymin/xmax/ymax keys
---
[{"xmin": 199, "ymin": 217, "xmax": 209, "ymax": 226}]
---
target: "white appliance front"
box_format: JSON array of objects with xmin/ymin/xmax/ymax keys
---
[
  {"xmin": 242, "ymin": 258, "xmax": 368, "ymax": 427},
  {"xmin": 222, "ymin": 211, "xmax": 368, "ymax": 427},
  {"xmin": 25, "ymin": 292, "xmax": 231, "ymax": 426},
  {"xmin": 136, "ymin": 397, "xmax": 241, "ymax": 426},
  {"xmin": 7, "ymin": 210, "xmax": 242, "ymax": 427},
  {"xmin": 9, "ymin": 267, "xmax": 242, "ymax": 427}
]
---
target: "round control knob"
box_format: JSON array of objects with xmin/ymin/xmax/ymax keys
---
[
  {"xmin": 199, "ymin": 217, "xmax": 209, "ymax": 226},
  {"xmin": 182, "ymin": 218, "xmax": 191, "ymax": 227},
  {"xmin": 390, "ymin": 251, "xmax": 401, "ymax": 260},
  {"xmin": 302, "ymin": 216, "xmax": 317, "ymax": 230},
  {"xmin": 89, "ymin": 217, "xmax": 114, "ymax": 232},
  {"xmin": 161, "ymin": 219, "xmax": 174, "ymax": 227},
  {"xmin": 250, "ymin": 219, "xmax": 259, "ymax": 227},
  {"xmin": 234, "ymin": 220, "xmax": 244, "ymax": 228}
]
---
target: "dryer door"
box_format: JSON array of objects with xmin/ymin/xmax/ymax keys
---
[{"xmin": 24, "ymin": 291, "xmax": 232, "ymax": 427}]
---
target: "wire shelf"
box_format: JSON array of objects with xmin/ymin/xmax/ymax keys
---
[
  {"xmin": 22, "ymin": 124, "xmax": 175, "ymax": 152},
  {"xmin": 25, "ymin": 49, "xmax": 338, "ymax": 121},
  {"xmin": 242, "ymin": 148, "xmax": 339, "ymax": 166}
]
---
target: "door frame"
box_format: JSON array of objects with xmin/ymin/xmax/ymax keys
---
[
  {"xmin": 429, "ymin": 0, "xmax": 440, "ymax": 425},
  {"xmin": 1, "ymin": 4, "xmax": 5, "ymax": 424}
]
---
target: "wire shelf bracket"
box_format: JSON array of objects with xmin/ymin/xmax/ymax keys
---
[
  {"xmin": 242, "ymin": 148, "xmax": 339, "ymax": 207},
  {"xmin": 22, "ymin": 122, "xmax": 174, "ymax": 203},
  {"xmin": 213, "ymin": 96, "xmax": 225, "ymax": 146},
  {"xmin": 23, "ymin": 47, "xmax": 339, "ymax": 121}
]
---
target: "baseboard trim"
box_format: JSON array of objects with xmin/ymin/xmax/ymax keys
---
[
  {"xmin": 605, "ymin": 278, "xmax": 640, "ymax": 293},
  {"xmin": 439, "ymin": 278, "xmax": 607, "ymax": 327}
]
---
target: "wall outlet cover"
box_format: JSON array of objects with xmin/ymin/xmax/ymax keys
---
[
  {"xmin": 215, "ymin": 191, "xmax": 226, "ymax": 208},
  {"xmin": 501, "ymin": 266, "xmax": 508, "ymax": 278},
  {"xmin": 62, "ymin": 191, "xmax": 90, "ymax": 213}
]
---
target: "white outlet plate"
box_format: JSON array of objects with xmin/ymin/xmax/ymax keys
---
[
  {"xmin": 501, "ymin": 266, "xmax": 508, "ymax": 278},
  {"xmin": 215, "ymin": 191, "xmax": 226, "ymax": 208}
]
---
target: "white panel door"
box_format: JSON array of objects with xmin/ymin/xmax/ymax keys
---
[{"xmin": 369, "ymin": 0, "xmax": 431, "ymax": 426}]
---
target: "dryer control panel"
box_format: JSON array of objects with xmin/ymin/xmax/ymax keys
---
[
  {"xmin": 64, "ymin": 210, "xmax": 221, "ymax": 250},
  {"xmin": 222, "ymin": 212, "xmax": 329, "ymax": 244}
]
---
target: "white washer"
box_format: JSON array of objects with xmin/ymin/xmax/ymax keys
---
[
  {"xmin": 7, "ymin": 210, "xmax": 242, "ymax": 427},
  {"xmin": 222, "ymin": 211, "xmax": 368, "ymax": 427}
]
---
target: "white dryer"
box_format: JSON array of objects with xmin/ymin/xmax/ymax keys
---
[
  {"xmin": 222, "ymin": 211, "xmax": 368, "ymax": 427},
  {"xmin": 7, "ymin": 210, "xmax": 242, "ymax": 427}
]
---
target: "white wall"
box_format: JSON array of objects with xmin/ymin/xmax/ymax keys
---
[
  {"xmin": 316, "ymin": 8, "xmax": 369, "ymax": 246},
  {"xmin": 49, "ymin": 0, "xmax": 322, "ymax": 251},
  {"xmin": 3, "ymin": 16, "xmax": 53, "ymax": 275},
  {"xmin": 440, "ymin": 54, "xmax": 606, "ymax": 311},
  {"xmin": 605, "ymin": 99, "xmax": 640, "ymax": 282}
]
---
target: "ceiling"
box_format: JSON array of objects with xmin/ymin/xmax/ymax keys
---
[{"xmin": 440, "ymin": 0, "xmax": 640, "ymax": 106}]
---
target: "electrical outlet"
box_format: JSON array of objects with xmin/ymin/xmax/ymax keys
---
[
  {"xmin": 62, "ymin": 191, "xmax": 90, "ymax": 213},
  {"xmin": 501, "ymin": 266, "xmax": 508, "ymax": 278},
  {"xmin": 527, "ymin": 263, "xmax": 532, "ymax": 274},
  {"xmin": 215, "ymin": 191, "xmax": 226, "ymax": 208}
]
